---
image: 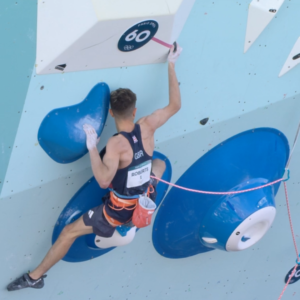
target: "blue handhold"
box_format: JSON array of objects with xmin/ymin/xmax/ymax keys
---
[
  {"xmin": 152, "ymin": 128, "xmax": 289, "ymax": 259},
  {"xmin": 52, "ymin": 151, "xmax": 172, "ymax": 262},
  {"xmin": 38, "ymin": 83, "xmax": 110, "ymax": 164}
]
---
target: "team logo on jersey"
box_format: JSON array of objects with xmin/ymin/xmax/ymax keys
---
[
  {"xmin": 132, "ymin": 135, "xmax": 138, "ymax": 143},
  {"xmin": 134, "ymin": 150, "xmax": 144, "ymax": 160}
]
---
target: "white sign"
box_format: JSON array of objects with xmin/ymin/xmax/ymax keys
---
[{"xmin": 126, "ymin": 160, "xmax": 152, "ymax": 188}]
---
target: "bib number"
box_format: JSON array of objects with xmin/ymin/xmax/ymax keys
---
[{"xmin": 126, "ymin": 160, "xmax": 152, "ymax": 188}]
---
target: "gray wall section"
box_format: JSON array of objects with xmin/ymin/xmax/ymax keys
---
[{"xmin": 0, "ymin": 0, "xmax": 37, "ymax": 194}]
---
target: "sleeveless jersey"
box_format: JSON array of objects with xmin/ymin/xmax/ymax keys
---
[{"xmin": 100, "ymin": 124, "xmax": 153, "ymax": 223}]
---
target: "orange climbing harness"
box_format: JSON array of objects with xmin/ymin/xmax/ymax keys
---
[
  {"xmin": 103, "ymin": 185, "xmax": 155, "ymax": 228},
  {"xmin": 108, "ymin": 191, "xmax": 138, "ymax": 211}
]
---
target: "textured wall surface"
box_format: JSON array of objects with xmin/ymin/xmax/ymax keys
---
[
  {"xmin": 1, "ymin": 0, "xmax": 300, "ymax": 299},
  {"xmin": 0, "ymin": 0, "xmax": 37, "ymax": 195}
]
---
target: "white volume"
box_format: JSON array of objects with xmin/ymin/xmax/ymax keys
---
[
  {"xmin": 244, "ymin": 0, "xmax": 284, "ymax": 53},
  {"xmin": 94, "ymin": 227, "xmax": 137, "ymax": 249},
  {"xmin": 226, "ymin": 207, "xmax": 276, "ymax": 251},
  {"xmin": 35, "ymin": 0, "xmax": 195, "ymax": 74},
  {"xmin": 279, "ymin": 37, "xmax": 300, "ymax": 77}
]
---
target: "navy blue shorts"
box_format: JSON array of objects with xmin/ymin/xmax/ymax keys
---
[
  {"xmin": 83, "ymin": 177, "xmax": 158, "ymax": 238},
  {"xmin": 83, "ymin": 204, "xmax": 115, "ymax": 238}
]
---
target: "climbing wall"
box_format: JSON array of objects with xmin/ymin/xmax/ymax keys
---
[{"xmin": 2, "ymin": 0, "xmax": 300, "ymax": 299}]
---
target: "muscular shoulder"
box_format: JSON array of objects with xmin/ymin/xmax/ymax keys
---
[
  {"xmin": 137, "ymin": 116, "xmax": 156, "ymax": 135},
  {"xmin": 107, "ymin": 134, "xmax": 130, "ymax": 153}
]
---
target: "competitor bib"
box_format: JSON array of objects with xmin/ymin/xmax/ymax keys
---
[{"xmin": 126, "ymin": 160, "xmax": 152, "ymax": 188}]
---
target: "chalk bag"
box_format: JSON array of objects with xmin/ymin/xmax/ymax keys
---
[{"xmin": 132, "ymin": 195, "xmax": 156, "ymax": 228}]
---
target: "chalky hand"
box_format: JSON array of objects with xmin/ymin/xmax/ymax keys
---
[
  {"xmin": 168, "ymin": 43, "xmax": 183, "ymax": 64},
  {"xmin": 83, "ymin": 124, "xmax": 100, "ymax": 150}
]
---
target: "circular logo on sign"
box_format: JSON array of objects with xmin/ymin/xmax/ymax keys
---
[
  {"xmin": 118, "ymin": 20, "xmax": 159, "ymax": 52},
  {"xmin": 285, "ymin": 265, "xmax": 300, "ymax": 284}
]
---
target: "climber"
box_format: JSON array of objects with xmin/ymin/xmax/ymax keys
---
[{"xmin": 7, "ymin": 43, "xmax": 182, "ymax": 291}]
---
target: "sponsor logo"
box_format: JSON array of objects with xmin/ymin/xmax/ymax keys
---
[
  {"xmin": 132, "ymin": 135, "xmax": 138, "ymax": 143},
  {"xmin": 88, "ymin": 210, "xmax": 94, "ymax": 219},
  {"xmin": 31, "ymin": 278, "xmax": 42, "ymax": 285},
  {"xmin": 134, "ymin": 150, "xmax": 144, "ymax": 160}
]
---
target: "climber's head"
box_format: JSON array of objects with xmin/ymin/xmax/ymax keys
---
[{"xmin": 109, "ymin": 88, "xmax": 137, "ymax": 120}]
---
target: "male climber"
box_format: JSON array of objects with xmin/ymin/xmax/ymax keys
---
[{"xmin": 7, "ymin": 44, "xmax": 182, "ymax": 291}]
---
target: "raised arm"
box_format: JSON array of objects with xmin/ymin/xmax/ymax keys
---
[{"xmin": 141, "ymin": 43, "xmax": 183, "ymax": 131}]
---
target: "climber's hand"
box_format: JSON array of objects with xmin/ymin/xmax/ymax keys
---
[
  {"xmin": 168, "ymin": 42, "xmax": 183, "ymax": 65},
  {"xmin": 83, "ymin": 124, "xmax": 100, "ymax": 150}
]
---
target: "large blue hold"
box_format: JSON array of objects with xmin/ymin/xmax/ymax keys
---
[
  {"xmin": 52, "ymin": 151, "xmax": 172, "ymax": 263},
  {"xmin": 152, "ymin": 128, "xmax": 289, "ymax": 259},
  {"xmin": 38, "ymin": 83, "xmax": 110, "ymax": 163}
]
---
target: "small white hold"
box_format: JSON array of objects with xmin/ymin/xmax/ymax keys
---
[
  {"xmin": 244, "ymin": 0, "xmax": 284, "ymax": 53},
  {"xmin": 94, "ymin": 227, "xmax": 137, "ymax": 249},
  {"xmin": 202, "ymin": 237, "xmax": 218, "ymax": 244}
]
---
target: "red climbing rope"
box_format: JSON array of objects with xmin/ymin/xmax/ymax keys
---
[
  {"xmin": 278, "ymin": 265, "xmax": 298, "ymax": 300},
  {"xmin": 283, "ymin": 182, "xmax": 299, "ymax": 260},
  {"xmin": 277, "ymin": 182, "xmax": 300, "ymax": 300},
  {"xmin": 152, "ymin": 175, "xmax": 299, "ymax": 300},
  {"xmin": 150, "ymin": 175, "xmax": 284, "ymax": 195}
]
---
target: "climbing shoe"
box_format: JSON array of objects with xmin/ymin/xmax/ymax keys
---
[{"xmin": 7, "ymin": 273, "xmax": 47, "ymax": 291}]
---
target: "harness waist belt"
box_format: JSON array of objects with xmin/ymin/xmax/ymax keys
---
[
  {"xmin": 109, "ymin": 191, "xmax": 138, "ymax": 211},
  {"xmin": 103, "ymin": 205, "xmax": 131, "ymax": 227},
  {"xmin": 103, "ymin": 187, "xmax": 153, "ymax": 227}
]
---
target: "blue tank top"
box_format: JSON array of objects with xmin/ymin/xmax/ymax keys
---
[{"xmin": 100, "ymin": 124, "xmax": 153, "ymax": 223}]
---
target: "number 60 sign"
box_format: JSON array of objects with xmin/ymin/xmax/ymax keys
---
[{"xmin": 118, "ymin": 20, "xmax": 172, "ymax": 52}]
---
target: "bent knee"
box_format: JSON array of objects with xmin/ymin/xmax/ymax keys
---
[{"xmin": 60, "ymin": 223, "xmax": 77, "ymax": 240}]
